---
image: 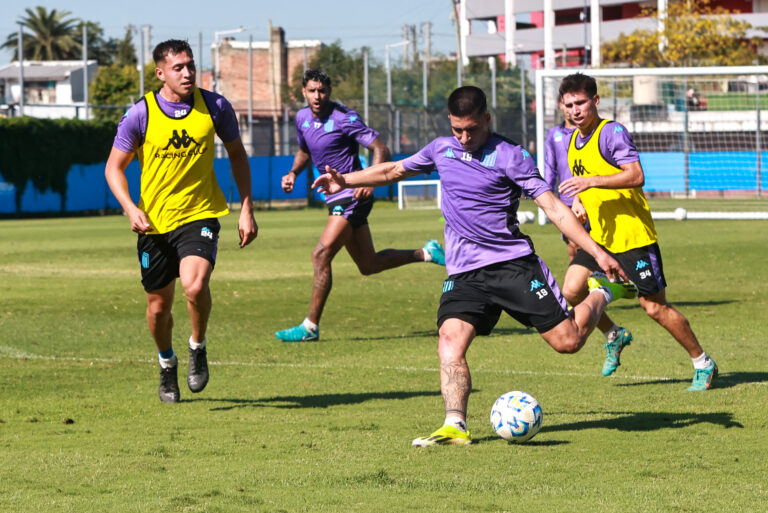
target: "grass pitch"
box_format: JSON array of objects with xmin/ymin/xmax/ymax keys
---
[{"xmin": 1, "ymin": 200, "xmax": 767, "ymax": 512}]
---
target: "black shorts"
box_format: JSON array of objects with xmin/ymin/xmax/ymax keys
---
[
  {"xmin": 570, "ymin": 242, "xmax": 666, "ymax": 297},
  {"xmin": 437, "ymin": 255, "xmax": 570, "ymax": 336},
  {"xmin": 137, "ymin": 218, "xmax": 220, "ymax": 292},
  {"xmin": 327, "ymin": 196, "xmax": 373, "ymax": 229}
]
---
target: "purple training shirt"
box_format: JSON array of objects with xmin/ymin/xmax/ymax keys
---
[
  {"xmin": 295, "ymin": 102, "xmax": 379, "ymax": 203},
  {"xmin": 573, "ymin": 120, "xmax": 640, "ymax": 167},
  {"xmin": 402, "ymin": 134, "xmax": 552, "ymax": 275},
  {"xmin": 544, "ymin": 123, "xmax": 576, "ymax": 206},
  {"xmin": 113, "ymin": 88, "xmax": 240, "ymax": 153}
]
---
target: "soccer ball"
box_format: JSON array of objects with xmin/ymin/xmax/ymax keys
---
[{"xmin": 490, "ymin": 391, "xmax": 543, "ymax": 443}]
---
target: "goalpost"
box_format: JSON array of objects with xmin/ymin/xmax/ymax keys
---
[
  {"xmin": 535, "ymin": 66, "xmax": 768, "ymax": 223},
  {"xmin": 398, "ymin": 179, "xmax": 442, "ymax": 210}
]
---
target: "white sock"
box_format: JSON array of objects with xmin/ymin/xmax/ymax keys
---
[
  {"xmin": 604, "ymin": 324, "xmax": 620, "ymax": 341},
  {"xmin": 590, "ymin": 286, "xmax": 613, "ymax": 303},
  {"xmin": 444, "ymin": 416, "xmax": 467, "ymax": 432},
  {"xmin": 423, "ymin": 247, "xmax": 432, "ymax": 262},
  {"xmin": 692, "ymin": 352, "xmax": 711, "ymax": 370},
  {"xmin": 189, "ymin": 336, "xmax": 206, "ymax": 350},
  {"xmin": 303, "ymin": 318, "xmax": 318, "ymax": 332},
  {"xmin": 158, "ymin": 354, "xmax": 178, "ymax": 369}
]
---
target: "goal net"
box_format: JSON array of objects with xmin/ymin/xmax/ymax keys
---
[
  {"xmin": 535, "ymin": 66, "xmax": 768, "ymax": 220},
  {"xmin": 398, "ymin": 179, "xmax": 442, "ymax": 210}
]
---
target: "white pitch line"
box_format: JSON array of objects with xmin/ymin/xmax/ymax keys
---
[{"xmin": 3, "ymin": 346, "xmax": 762, "ymax": 385}]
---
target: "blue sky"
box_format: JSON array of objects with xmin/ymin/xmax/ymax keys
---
[{"xmin": 1, "ymin": 1, "xmax": 458, "ymax": 66}]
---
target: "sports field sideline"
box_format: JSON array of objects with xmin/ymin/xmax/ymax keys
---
[{"xmin": 1, "ymin": 199, "xmax": 767, "ymax": 512}]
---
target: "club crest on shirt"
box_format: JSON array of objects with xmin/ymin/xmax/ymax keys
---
[
  {"xmin": 324, "ymin": 119, "xmax": 335, "ymax": 132},
  {"xmin": 480, "ymin": 150, "xmax": 497, "ymax": 167},
  {"xmin": 554, "ymin": 131, "xmax": 563, "ymax": 142}
]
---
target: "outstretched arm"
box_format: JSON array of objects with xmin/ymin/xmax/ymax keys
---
[
  {"xmin": 535, "ymin": 191, "xmax": 628, "ymax": 282},
  {"xmin": 224, "ymin": 137, "xmax": 257, "ymax": 247},
  {"xmin": 312, "ymin": 160, "xmax": 417, "ymax": 195},
  {"xmin": 354, "ymin": 137, "xmax": 392, "ymax": 200}
]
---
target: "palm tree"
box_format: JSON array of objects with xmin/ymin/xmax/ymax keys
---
[{"xmin": 1, "ymin": 7, "xmax": 81, "ymax": 61}]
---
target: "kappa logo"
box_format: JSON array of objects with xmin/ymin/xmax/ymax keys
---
[
  {"xmin": 444, "ymin": 148, "xmax": 455, "ymax": 158},
  {"xmin": 332, "ymin": 205, "xmax": 345, "ymax": 216},
  {"xmin": 572, "ymin": 158, "xmax": 589, "ymax": 176},
  {"xmin": 614, "ymin": 125, "xmax": 624, "ymax": 133},
  {"xmin": 521, "ymin": 149, "xmax": 531, "ymax": 159},
  {"xmin": 635, "ymin": 259, "xmax": 649, "ymax": 271},
  {"xmin": 200, "ymin": 227, "xmax": 214, "ymax": 240},
  {"xmin": 162, "ymin": 129, "xmax": 200, "ymax": 150},
  {"xmin": 302, "ymin": 120, "xmax": 310, "ymax": 128},
  {"xmin": 349, "ymin": 115, "xmax": 358, "ymax": 123},
  {"xmin": 530, "ymin": 279, "xmax": 544, "ymax": 291}
]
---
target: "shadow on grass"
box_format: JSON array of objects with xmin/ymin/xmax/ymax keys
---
[
  {"xmin": 346, "ymin": 326, "xmax": 532, "ymax": 342},
  {"xmin": 198, "ymin": 390, "xmax": 444, "ymax": 411},
  {"xmin": 470, "ymin": 436, "xmax": 570, "ymax": 446},
  {"xmin": 614, "ymin": 371, "xmax": 768, "ymax": 389},
  {"xmin": 542, "ymin": 410, "xmax": 743, "ymax": 433}
]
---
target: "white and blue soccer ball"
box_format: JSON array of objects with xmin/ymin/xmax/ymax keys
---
[{"xmin": 490, "ymin": 390, "xmax": 543, "ymax": 443}]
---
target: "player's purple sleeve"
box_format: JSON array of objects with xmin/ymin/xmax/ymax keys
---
[
  {"xmin": 506, "ymin": 147, "xmax": 551, "ymax": 199},
  {"xmin": 112, "ymin": 101, "xmax": 146, "ymax": 153},
  {"xmin": 600, "ymin": 122, "xmax": 639, "ymax": 166},
  {"xmin": 543, "ymin": 127, "xmax": 558, "ymax": 190},
  {"xmin": 203, "ymin": 91, "xmax": 240, "ymax": 143},
  {"xmin": 401, "ymin": 141, "xmax": 436, "ymax": 174},
  {"xmin": 341, "ymin": 110, "xmax": 379, "ymax": 148}
]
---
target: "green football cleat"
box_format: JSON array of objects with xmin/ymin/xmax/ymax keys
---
[
  {"xmin": 687, "ymin": 360, "xmax": 718, "ymax": 391},
  {"xmin": 275, "ymin": 323, "xmax": 319, "ymax": 342},
  {"xmin": 412, "ymin": 424, "xmax": 472, "ymax": 447},
  {"xmin": 588, "ymin": 272, "xmax": 638, "ymax": 301},
  {"xmin": 423, "ymin": 239, "xmax": 446, "ymax": 266},
  {"xmin": 602, "ymin": 327, "xmax": 633, "ymax": 376}
]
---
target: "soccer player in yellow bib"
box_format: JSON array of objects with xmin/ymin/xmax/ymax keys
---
[
  {"xmin": 105, "ymin": 40, "xmax": 257, "ymax": 403},
  {"xmin": 557, "ymin": 73, "xmax": 717, "ymax": 391}
]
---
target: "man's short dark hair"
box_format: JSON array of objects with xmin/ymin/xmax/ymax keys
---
[
  {"xmin": 153, "ymin": 40, "xmax": 193, "ymax": 65},
  {"xmin": 447, "ymin": 86, "xmax": 487, "ymax": 117},
  {"xmin": 303, "ymin": 69, "xmax": 331, "ymax": 88},
  {"xmin": 559, "ymin": 73, "xmax": 598, "ymax": 99}
]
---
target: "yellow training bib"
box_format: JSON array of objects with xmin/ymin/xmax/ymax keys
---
[
  {"xmin": 137, "ymin": 88, "xmax": 228, "ymax": 234},
  {"xmin": 567, "ymin": 119, "xmax": 657, "ymax": 253}
]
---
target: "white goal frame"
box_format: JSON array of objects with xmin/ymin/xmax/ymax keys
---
[
  {"xmin": 397, "ymin": 179, "xmax": 442, "ymax": 210},
  {"xmin": 535, "ymin": 66, "xmax": 768, "ymax": 224}
]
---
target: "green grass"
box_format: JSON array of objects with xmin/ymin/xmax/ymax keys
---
[{"xmin": 1, "ymin": 201, "xmax": 767, "ymax": 512}]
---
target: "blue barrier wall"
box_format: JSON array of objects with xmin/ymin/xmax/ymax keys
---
[{"xmin": 1, "ymin": 152, "xmax": 765, "ymax": 214}]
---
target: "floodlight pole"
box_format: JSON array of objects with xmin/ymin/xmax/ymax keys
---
[
  {"xmin": 83, "ymin": 24, "xmax": 89, "ymax": 120},
  {"xmin": 213, "ymin": 27, "xmax": 246, "ymax": 94},
  {"xmin": 386, "ymin": 40, "xmax": 410, "ymax": 106},
  {"xmin": 17, "ymin": 23, "xmax": 24, "ymax": 116}
]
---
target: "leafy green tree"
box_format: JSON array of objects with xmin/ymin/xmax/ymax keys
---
[
  {"xmin": 0, "ymin": 7, "xmax": 81, "ymax": 61},
  {"xmin": 602, "ymin": 0, "xmax": 766, "ymax": 67},
  {"xmin": 115, "ymin": 28, "xmax": 137, "ymax": 67},
  {"xmin": 90, "ymin": 63, "xmax": 161, "ymax": 122}
]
